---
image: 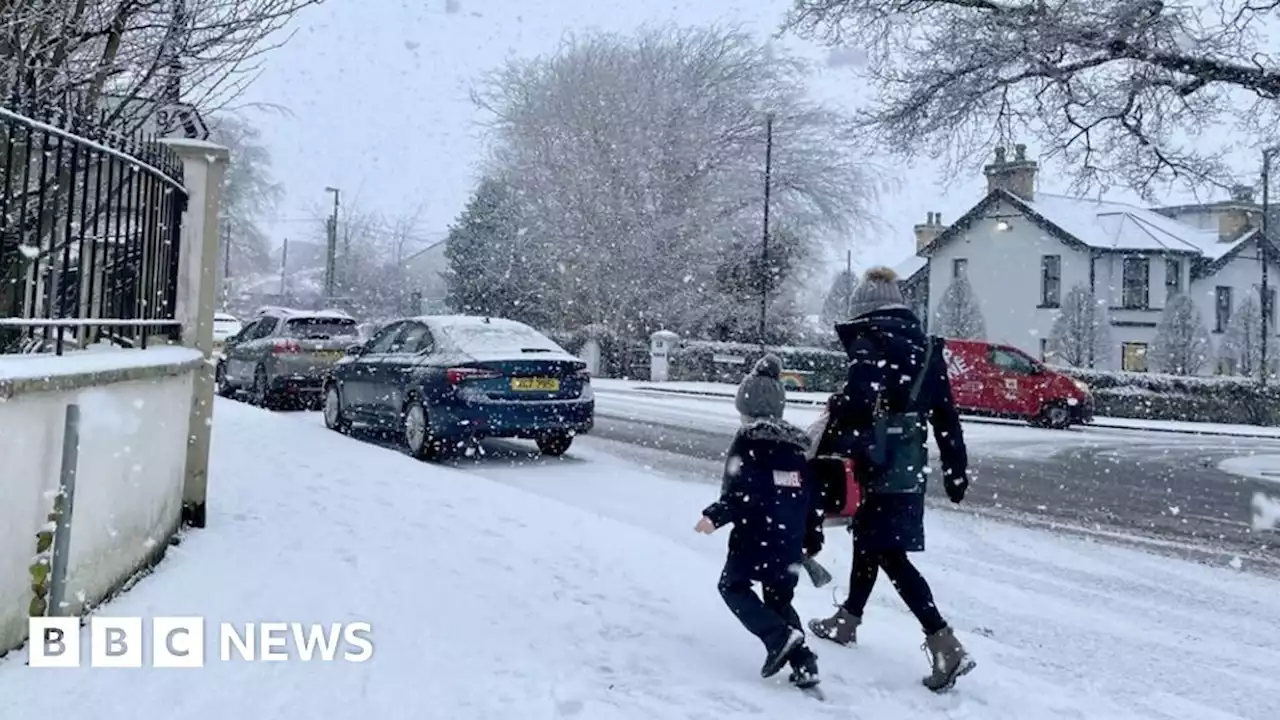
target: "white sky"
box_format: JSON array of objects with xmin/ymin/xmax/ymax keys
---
[{"xmin": 239, "ymin": 0, "xmax": 1222, "ymax": 277}]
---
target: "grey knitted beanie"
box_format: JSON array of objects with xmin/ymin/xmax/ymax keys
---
[
  {"xmin": 735, "ymin": 354, "xmax": 786, "ymax": 420},
  {"xmin": 847, "ymin": 265, "xmax": 906, "ymax": 319}
]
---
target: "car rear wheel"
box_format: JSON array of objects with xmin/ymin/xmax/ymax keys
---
[
  {"xmin": 536, "ymin": 431, "xmax": 574, "ymax": 457},
  {"xmin": 402, "ymin": 398, "xmax": 437, "ymax": 460},
  {"xmin": 1036, "ymin": 402, "xmax": 1072, "ymax": 430},
  {"xmin": 253, "ymin": 366, "xmax": 279, "ymax": 410},
  {"xmin": 215, "ymin": 361, "xmax": 235, "ymax": 398},
  {"xmin": 323, "ymin": 384, "xmax": 350, "ymax": 433}
]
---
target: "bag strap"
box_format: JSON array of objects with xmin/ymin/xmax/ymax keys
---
[{"xmin": 904, "ymin": 335, "xmax": 935, "ymax": 412}]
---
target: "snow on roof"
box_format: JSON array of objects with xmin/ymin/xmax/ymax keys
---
[
  {"xmin": 1026, "ymin": 193, "xmax": 1221, "ymax": 254},
  {"xmin": 894, "ymin": 254, "xmax": 927, "ymax": 279}
]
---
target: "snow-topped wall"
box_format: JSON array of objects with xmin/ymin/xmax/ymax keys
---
[{"xmin": 0, "ymin": 347, "xmax": 204, "ymax": 655}]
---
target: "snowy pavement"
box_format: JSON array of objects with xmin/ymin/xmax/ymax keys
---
[{"xmin": 2, "ymin": 400, "xmax": 1278, "ymax": 719}]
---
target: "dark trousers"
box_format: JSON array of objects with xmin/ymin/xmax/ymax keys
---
[
  {"xmin": 843, "ymin": 547, "xmax": 947, "ymax": 635},
  {"xmin": 718, "ymin": 561, "xmax": 802, "ymax": 651}
]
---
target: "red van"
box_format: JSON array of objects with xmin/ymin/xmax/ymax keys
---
[{"xmin": 941, "ymin": 339, "xmax": 1093, "ymax": 429}]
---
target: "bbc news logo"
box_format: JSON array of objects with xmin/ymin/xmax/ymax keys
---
[{"xmin": 28, "ymin": 617, "xmax": 374, "ymax": 667}]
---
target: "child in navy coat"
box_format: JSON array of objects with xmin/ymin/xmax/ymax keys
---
[{"xmin": 695, "ymin": 355, "xmax": 825, "ymax": 688}]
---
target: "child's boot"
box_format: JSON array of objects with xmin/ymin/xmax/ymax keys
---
[
  {"xmin": 760, "ymin": 628, "xmax": 803, "ymax": 678},
  {"xmin": 787, "ymin": 645, "xmax": 820, "ymax": 688}
]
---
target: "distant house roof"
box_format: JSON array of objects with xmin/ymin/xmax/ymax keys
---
[
  {"xmin": 894, "ymin": 254, "xmax": 927, "ymax": 280},
  {"xmin": 921, "ymin": 189, "xmax": 1267, "ymax": 271},
  {"xmin": 1027, "ymin": 193, "xmax": 1220, "ymax": 254}
]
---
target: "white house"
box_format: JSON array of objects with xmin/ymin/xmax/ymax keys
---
[
  {"xmin": 898, "ymin": 145, "xmax": 1280, "ymax": 374},
  {"xmin": 400, "ymin": 238, "xmax": 450, "ymax": 314}
]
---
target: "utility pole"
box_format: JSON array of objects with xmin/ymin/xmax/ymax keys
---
[
  {"xmin": 280, "ymin": 238, "xmax": 289, "ymax": 299},
  {"xmin": 759, "ymin": 113, "xmax": 774, "ymax": 347},
  {"xmin": 324, "ymin": 187, "xmax": 340, "ymax": 298},
  {"xmin": 1262, "ymin": 147, "xmax": 1279, "ymax": 385},
  {"xmin": 846, "ymin": 249, "xmax": 853, "ymax": 318},
  {"xmin": 165, "ymin": 0, "xmax": 187, "ymax": 104},
  {"xmin": 221, "ymin": 219, "xmax": 231, "ymax": 307}
]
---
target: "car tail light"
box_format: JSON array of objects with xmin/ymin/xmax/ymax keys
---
[
  {"xmin": 446, "ymin": 367, "xmax": 502, "ymax": 384},
  {"xmin": 575, "ymin": 367, "xmax": 591, "ymax": 381},
  {"xmin": 272, "ymin": 339, "xmax": 301, "ymax": 354}
]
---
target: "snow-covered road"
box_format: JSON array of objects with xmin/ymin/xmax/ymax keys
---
[{"xmin": 1, "ymin": 399, "xmax": 1277, "ymax": 719}]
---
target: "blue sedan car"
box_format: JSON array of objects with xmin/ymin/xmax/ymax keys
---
[{"xmin": 321, "ymin": 315, "xmax": 594, "ymax": 459}]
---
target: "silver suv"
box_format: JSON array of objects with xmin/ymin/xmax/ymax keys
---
[{"xmin": 216, "ymin": 307, "xmax": 361, "ymax": 409}]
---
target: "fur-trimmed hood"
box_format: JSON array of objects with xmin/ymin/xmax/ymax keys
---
[{"xmin": 735, "ymin": 417, "xmax": 812, "ymax": 452}]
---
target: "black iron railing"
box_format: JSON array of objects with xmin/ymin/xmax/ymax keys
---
[{"xmin": 0, "ymin": 96, "xmax": 188, "ymax": 355}]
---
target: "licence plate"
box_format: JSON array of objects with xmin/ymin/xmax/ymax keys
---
[
  {"xmin": 314, "ymin": 350, "xmax": 343, "ymax": 360},
  {"xmin": 511, "ymin": 377, "xmax": 560, "ymax": 391}
]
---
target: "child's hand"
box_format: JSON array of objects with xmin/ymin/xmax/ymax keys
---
[{"xmin": 695, "ymin": 516, "xmax": 717, "ymax": 534}]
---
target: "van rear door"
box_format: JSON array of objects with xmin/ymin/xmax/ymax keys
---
[{"xmin": 942, "ymin": 341, "xmax": 984, "ymax": 411}]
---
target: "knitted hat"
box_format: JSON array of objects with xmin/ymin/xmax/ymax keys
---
[
  {"xmin": 735, "ymin": 354, "xmax": 786, "ymax": 420},
  {"xmin": 847, "ymin": 266, "xmax": 906, "ymax": 319}
]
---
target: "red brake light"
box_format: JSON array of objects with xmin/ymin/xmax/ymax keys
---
[
  {"xmin": 272, "ymin": 339, "xmax": 301, "ymax": 354},
  {"xmin": 446, "ymin": 367, "xmax": 502, "ymax": 384}
]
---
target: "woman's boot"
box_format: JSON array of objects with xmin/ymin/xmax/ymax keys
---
[
  {"xmin": 807, "ymin": 606, "xmax": 860, "ymax": 645},
  {"xmin": 921, "ymin": 626, "xmax": 975, "ymax": 692}
]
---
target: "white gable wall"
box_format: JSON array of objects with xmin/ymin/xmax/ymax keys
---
[
  {"xmin": 1191, "ymin": 237, "xmax": 1280, "ymax": 366},
  {"xmin": 926, "ymin": 197, "xmax": 1092, "ymax": 362}
]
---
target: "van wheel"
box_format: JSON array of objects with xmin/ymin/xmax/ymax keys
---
[{"xmin": 1037, "ymin": 402, "xmax": 1072, "ymax": 430}]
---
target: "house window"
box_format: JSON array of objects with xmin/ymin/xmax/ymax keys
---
[
  {"xmin": 1040, "ymin": 255, "xmax": 1061, "ymax": 307},
  {"xmin": 1121, "ymin": 342, "xmax": 1148, "ymax": 372},
  {"xmin": 1165, "ymin": 258, "xmax": 1181, "ymax": 301},
  {"xmin": 952, "ymin": 258, "xmax": 967, "ymax": 279},
  {"xmin": 1121, "ymin": 257, "xmax": 1149, "ymax": 309},
  {"xmin": 1215, "ymin": 286, "xmax": 1232, "ymax": 332}
]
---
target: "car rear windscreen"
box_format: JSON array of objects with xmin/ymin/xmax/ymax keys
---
[
  {"xmin": 441, "ymin": 323, "xmax": 563, "ymax": 355},
  {"xmin": 285, "ymin": 317, "xmax": 358, "ymax": 339}
]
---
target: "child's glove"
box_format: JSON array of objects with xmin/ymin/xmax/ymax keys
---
[
  {"xmin": 945, "ymin": 471, "xmax": 969, "ymax": 503},
  {"xmin": 804, "ymin": 527, "xmax": 824, "ymax": 557}
]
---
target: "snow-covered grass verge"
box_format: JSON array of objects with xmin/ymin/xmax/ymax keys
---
[{"xmin": 1, "ymin": 400, "xmax": 1277, "ymax": 719}]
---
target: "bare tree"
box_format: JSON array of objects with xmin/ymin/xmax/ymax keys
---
[
  {"xmin": 1, "ymin": 0, "xmax": 320, "ymax": 131},
  {"xmin": 1149, "ymin": 293, "xmax": 1211, "ymax": 375},
  {"xmin": 784, "ymin": 0, "xmax": 1280, "ymax": 197},
  {"xmin": 819, "ymin": 268, "xmax": 858, "ymax": 327},
  {"xmin": 1219, "ymin": 290, "xmax": 1273, "ymax": 377},
  {"xmin": 934, "ymin": 273, "xmax": 985, "ymax": 339},
  {"xmin": 473, "ymin": 24, "xmax": 884, "ymax": 340},
  {"xmin": 1047, "ymin": 284, "xmax": 1110, "ymax": 367},
  {"xmin": 211, "ymin": 112, "xmax": 282, "ymax": 288}
]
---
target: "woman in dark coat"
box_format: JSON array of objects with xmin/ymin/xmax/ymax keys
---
[{"xmin": 807, "ymin": 266, "xmax": 976, "ymax": 693}]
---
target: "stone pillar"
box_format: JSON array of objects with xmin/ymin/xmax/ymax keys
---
[
  {"xmin": 580, "ymin": 338, "xmax": 602, "ymax": 376},
  {"xmin": 649, "ymin": 330, "xmax": 678, "ymax": 382},
  {"xmin": 162, "ymin": 139, "xmax": 230, "ymax": 529}
]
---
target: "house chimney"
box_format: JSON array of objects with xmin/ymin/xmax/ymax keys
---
[
  {"xmin": 1230, "ymin": 184, "xmax": 1255, "ymax": 203},
  {"xmin": 913, "ymin": 211, "xmax": 944, "ymax": 252},
  {"xmin": 984, "ymin": 143, "xmax": 1038, "ymax": 200},
  {"xmin": 1219, "ymin": 207, "xmax": 1254, "ymax": 242}
]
